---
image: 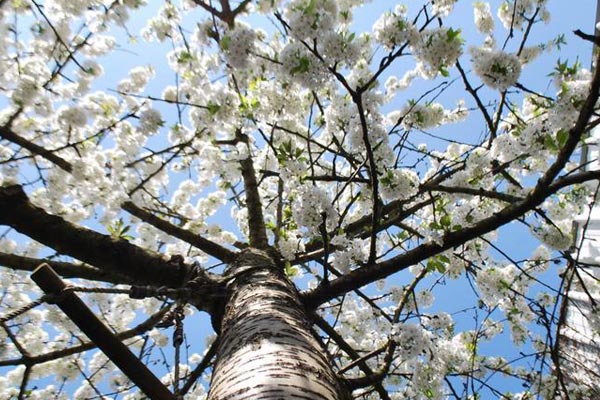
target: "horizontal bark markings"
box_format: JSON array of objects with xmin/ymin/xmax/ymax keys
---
[{"xmin": 208, "ymin": 249, "xmax": 344, "ymax": 400}]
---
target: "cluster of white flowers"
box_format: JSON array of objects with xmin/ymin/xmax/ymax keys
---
[
  {"xmin": 333, "ymin": 297, "xmax": 390, "ymax": 352},
  {"xmin": 473, "ymin": 1, "xmax": 495, "ymax": 34},
  {"xmin": 329, "ymin": 235, "xmax": 368, "ymax": 273},
  {"xmin": 412, "ymin": 27, "xmax": 463, "ymax": 78},
  {"xmin": 141, "ymin": 2, "xmax": 181, "ymax": 42},
  {"xmin": 475, "ymin": 260, "xmax": 547, "ymax": 345},
  {"xmin": 498, "ymin": 0, "xmax": 550, "ymax": 31},
  {"xmin": 255, "ymin": 0, "xmax": 284, "ymax": 13},
  {"xmin": 319, "ymin": 31, "xmax": 360, "ymax": 66},
  {"xmin": 423, "ymin": 312, "xmax": 453, "ymax": 332},
  {"xmin": 44, "ymin": 0, "xmax": 94, "ymax": 18},
  {"xmin": 391, "ymin": 323, "xmax": 431, "ymax": 358},
  {"xmin": 531, "ymin": 221, "xmax": 572, "ymax": 250},
  {"xmin": 431, "ymin": 0, "xmax": 458, "ymax": 17},
  {"xmin": 57, "ymin": 105, "xmax": 87, "ymax": 128},
  {"xmin": 280, "ymin": 41, "xmax": 327, "ymax": 89},
  {"xmin": 394, "ymin": 102, "xmax": 445, "ymax": 131},
  {"xmin": 85, "ymin": 3, "xmax": 134, "ymax": 33},
  {"xmin": 322, "ymin": 94, "xmax": 357, "ymax": 145},
  {"xmin": 391, "ymin": 99, "xmax": 467, "ymax": 132},
  {"xmin": 221, "ymin": 23, "xmax": 258, "ymax": 69},
  {"xmin": 292, "ymin": 185, "xmax": 339, "ymax": 234},
  {"xmin": 277, "ymin": 232, "xmax": 305, "ymax": 260},
  {"xmin": 284, "ymin": 0, "xmax": 338, "ymax": 40},
  {"xmin": 138, "ymin": 108, "xmax": 163, "ymax": 135},
  {"xmin": 372, "ymin": 5, "xmax": 416, "ymax": 50},
  {"xmin": 117, "ymin": 65, "xmax": 155, "ymax": 94},
  {"xmin": 490, "ymin": 127, "xmax": 536, "ymax": 165},
  {"xmin": 476, "ymin": 263, "xmax": 521, "ymax": 308},
  {"xmin": 384, "ymin": 70, "xmax": 418, "ymax": 100},
  {"xmin": 0, "ymin": 0, "xmax": 595, "ymax": 397},
  {"xmin": 518, "ymin": 45, "xmax": 542, "ymax": 65},
  {"xmin": 549, "ymin": 67, "xmax": 592, "ymax": 131},
  {"xmin": 471, "ymin": 46, "xmax": 522, "ymax": 91},
  {"xmin": 385, "ymin": 321, "xmax": 475, "ymax": 400},
  {"xmin": 80, "ymin": 34, "xmax": 117, "ymax": 57},
  {"xmin": 379, "ymin": 168, "xmax": 420, "ymax": 201},
  {"xmin": 10, "ymin": 57, "xmax": 51, "ymax": 107},
  {"xmin": 444, "ymin": 99, "xmax": 469, "ymax": 123}
]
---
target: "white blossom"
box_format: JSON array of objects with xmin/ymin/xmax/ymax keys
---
[
  {"xmin": 412, "ymin": 27, "xmax": 463, "ymax": 78},
  {"xmin": 473, "ymin": 1, "xmax": 495, "ymax": 34},
  {"xmin": 372, "ymin": 5, "xmax": 416, "ymax": 50},
  {"xmin": 471, "ymin": 47, "xmax": 521, "ymax": 91},
  {"xmin": 139, "ymin": 108, "xmax": 163, "ymax": 134}
]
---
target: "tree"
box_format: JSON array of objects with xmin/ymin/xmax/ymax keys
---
[{"xmin": 0, "ymin": 0, "xmax": 599, "ymax": 398}]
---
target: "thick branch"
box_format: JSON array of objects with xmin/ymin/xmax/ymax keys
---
[
  {"xmin": 122, "ymin": 201, "xmax": 235, "ymax": 263},
  {"xmin": 0, "ymin": 185, "xmax": 186, "ymax": 287},
  {"xmin": 0, "ymin": 252, "xmax": 133, "ymax": 285},
  {"xmin": 0, "ymin": 124, "xmax": 231, "ymax": 263},
  {"xmin": 30, "ymin": 264, "xmax": 176, "ymax": 400},
  {"xmin": 303, "ymin": 169, "xmax": 596, "ymax": 308},
  {"xmin": 0, "ymin": 305, "xmax": 172, "ymax": 367},
  {"xmin": 239, "ymin": 152, "xmax": 269, "ymax": 249},
  {"xmin": 431, "ymin": 185, "xmax": 521, "ymax": 202},
  {"xmin": 0, "ymin": 125, "xmax": 73, "ymax": 173}
]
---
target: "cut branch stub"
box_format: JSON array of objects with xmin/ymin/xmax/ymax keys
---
[{"xmin": 30, "ymin": 264, "xmax": 176, "ymax": 400}]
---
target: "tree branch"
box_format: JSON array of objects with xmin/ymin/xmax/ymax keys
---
[
  {"xmin": 0, "ymin": 305, "xmax": 173, "ymax": 367},
  {"xmin": 0, "ymin": 122, "xmax": 234, "ymax": 264},
  {"xmin": 312, "ymin": 313, "xmax": 389, "ymax": 399},
  {"xmin": 0, "ymin": 125, "xmax": 73, "ymax": 173},
  {"xmin": 0, "ymin": 185, "xmax": 187, "ymax": 288},
  {"xmin": 122, "ymin": 201, "xmax": 235, "ymax": 263},
  {"xmin": 0, "ymin": 252, "xmax": 133, "ymax": 284},
  {"xmin": 238, "ymin": 137, "xmax": 269, "ymax": 250},
  {"xmin": 303, "ymin": 49, "xmax": 600, "ymax": 308}
]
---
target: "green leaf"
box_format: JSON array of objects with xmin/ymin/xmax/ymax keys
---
[
  {"xmin": 221, "ymin": 35, "xmax": 230, "ymax": 51},
  {"xmin": 284, "ymin": 262, "xmax": 299, "ymax": 278},
  {"xmin": 543, "ymin": 134, "xmax": 557, "ymax": 151},
  {"xmin": 427, "ymin": 258, "xmax": 446, "ymax": 273},
  {"xmin": 290, "ymin": 56, "xmax": 311, "ymax": 74},
  {"xmin": 265, "ymin": 221, "xmax": 277, "ymax": 231},
  {"xmin": 556, "ymin": 129, "xmax": 569, "ymax": 147},
  {"xmin": 207, "ymin": 102, "xmax": 221, "ymax": 116},
  {"xmin": 440, "ymin": 214, "xmax": 451, "ymax": 228},
  {"xmin": 380, "ymin": 170, "xmax": 395, "ymax": 186},
  {"xmin": 304, "ymin": 0, "xmax": 316, "ymax": 14},
  {"xmin": 177, "ymin": 51, "xmax": 194, "ymax": 64},
  {"xmin": 446, "ymin": 28, "xmax": 462, "ymax": 43},
  {"xmin": 107, "ymin": 218, "xmax": 133, "ymax": 241}
]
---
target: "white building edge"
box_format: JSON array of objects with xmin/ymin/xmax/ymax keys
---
[
  {"xmin": 556, "ymin": 127, "xmax": 600, "ymax": 397},
  {"xmin": 554, "ymin": 6, "xmax": 600, "ymax": 397}
]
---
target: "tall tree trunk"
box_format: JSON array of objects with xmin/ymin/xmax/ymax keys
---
[{"xmin": 207, "ymin": 249, "xmax": 349, "ymax": 400}]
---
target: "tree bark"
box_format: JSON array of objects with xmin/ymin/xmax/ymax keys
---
[
  {"xmin": 207, "ymin": 248, "xmax": 349, "ymax": 400},
  {"xmin": 0, "ymin": 185, "xmax": 186, "ymax": 287}
]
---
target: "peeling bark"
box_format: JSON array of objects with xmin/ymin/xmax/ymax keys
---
[{"xmin": 207, "ymin": 248, "xmax": 349, "ymax": 400}]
